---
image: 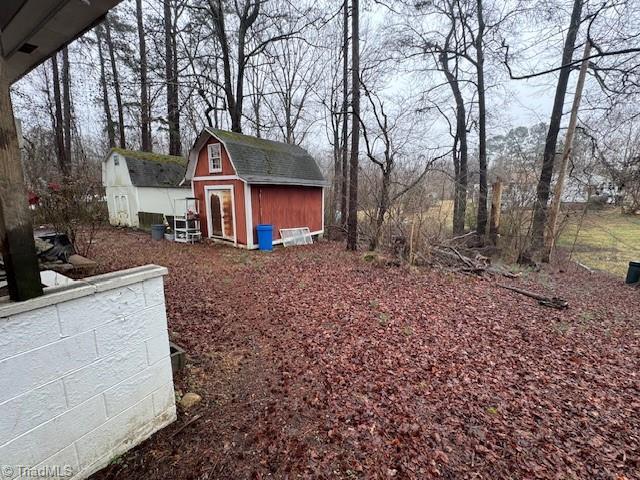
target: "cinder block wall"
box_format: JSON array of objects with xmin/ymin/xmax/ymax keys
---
[{"xmin": 0, "ymin": 265, "xmax": 176, "ymax": 480}]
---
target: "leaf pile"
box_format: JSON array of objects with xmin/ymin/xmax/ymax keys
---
[{"xmin": 90, "ymin": 228, "xmax": 640, "ymax": 480}]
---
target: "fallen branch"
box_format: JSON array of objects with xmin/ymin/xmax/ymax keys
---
[
  {"xmin": 171, "ymin": 413, "xmax": 203, "ymax": 437},
  {"xmin": 497, "ymin": 283, "xmax": 568, "ymax": 310},
  {"xmin": 576, "ymin": 261, "xmax": 594, "ymax": 273},
  {"xmin": 450, "ymin": 230, "xmax": 478, "ymax": 242},
  {"xmin": 449, "ymin": 246, "xmax": 477, "ymax": 269}
]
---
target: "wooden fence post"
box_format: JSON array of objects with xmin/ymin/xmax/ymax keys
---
[
  {"xmin": 489, "ymin": 178, "xmax": 503, "ymax": 245},
  {"xmin": 0, "ymin": 55, "xmax": 43, "ymax": 301}
]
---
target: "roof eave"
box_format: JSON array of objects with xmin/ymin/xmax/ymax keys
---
[{"xmin": 245, "ymin": 175, "xmax": 329, "ymax": 187}]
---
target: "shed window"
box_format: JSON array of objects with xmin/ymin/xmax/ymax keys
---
[{"xmin": 208, "ymin": 143, "xmax": 222, "ymax": 173}]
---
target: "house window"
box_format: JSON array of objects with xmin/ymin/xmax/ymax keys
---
[{"xmin": 208, "ymin": 143, "xmax": 222, "ymax": 173}]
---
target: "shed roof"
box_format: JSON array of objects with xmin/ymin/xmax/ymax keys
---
[
  {"xmin": 186, "ymin": 128, "xmax": 327, "ymax": 187},
  {"xmin": 107, "ymin": 148, "xmax": 188, "ymax": 188}
]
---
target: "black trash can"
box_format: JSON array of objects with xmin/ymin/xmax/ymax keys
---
[
  {"xmin": 151, "ymin": 224, "xmax": 166, "ymax": 241},
  {"xmin": 626, "ymin": 261, "xmax": 640, "ymax": 284}
]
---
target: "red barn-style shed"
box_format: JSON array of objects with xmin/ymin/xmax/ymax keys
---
[{"xmin": 184, "ymin": 128, "xmax": 327, "ymax": 248}]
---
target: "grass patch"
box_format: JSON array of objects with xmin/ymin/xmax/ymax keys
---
[{"xmin": 557, "ymin": 209, "xmax": 640, "ymax": 277}]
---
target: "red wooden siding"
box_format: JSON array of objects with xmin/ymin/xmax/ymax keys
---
[
  {"xmin": 194, "ymin": 137, "xmax": 236, "ymax": 177},
  {"xmin": 192, "ymin": 179, "xmax": 247, "ymax": 245},
  {"xmin": 250, "ymin": 185, "xmax": 323, "ymax": 242}
]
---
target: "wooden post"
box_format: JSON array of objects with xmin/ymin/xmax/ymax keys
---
[
  {"xmin": 489, "ymin": 178, "xmax": 503, "ymax": 245},
  {"xmin": 543, "ymin": 40, "xmax": 592, "ymax": 261},
  {"xmin": 0, "ymin": 55, "xmax": 43, "ymax": 301}
]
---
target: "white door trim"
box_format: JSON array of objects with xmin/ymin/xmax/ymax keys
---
[
  {"xmin": 204, "ymin": 185, "xmax": 237, "ymax": 246},
  {"xmin": 244, "ymin": 183, "xmax": 253, "ymax": 249}
]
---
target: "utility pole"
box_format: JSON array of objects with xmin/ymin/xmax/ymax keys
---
[
  {"xmin": 543, "ymin": 39, "xmax": 592, "ymax": 261},
  {"xmin": 0, "ymin": 55, "xmax": 43, "ymax": 301}
]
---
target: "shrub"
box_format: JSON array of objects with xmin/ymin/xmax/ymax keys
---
[{"xmin": 33, "ymin": 174, "xmax": 107, "ymax": 257}]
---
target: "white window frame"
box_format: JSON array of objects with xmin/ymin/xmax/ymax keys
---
[{"xmin": 207, "ymin": 143, "xmax": 222, "ymax": 173}]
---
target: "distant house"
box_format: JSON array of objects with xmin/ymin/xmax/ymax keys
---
[
  {"xmin": 184, "ymin": 128, "xmax": 327, "ymax": 248},
  {"xmin": 102, "ymin": 148, "xmax": 189, "ymax": 228},
  {"xmin": 561, "ymin": 173, "xmax": 621, "ymax": 205}
]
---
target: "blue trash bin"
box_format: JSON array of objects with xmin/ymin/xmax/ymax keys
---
[{"xmin": 256, "ymin": 224, "xmax": 273, "ymax": 251}]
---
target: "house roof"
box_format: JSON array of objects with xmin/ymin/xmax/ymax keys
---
[
  {"xmin": 186, "ymin": 128, "xmax": 327, "ymax": 187},
  {"xmin": 107, "ymin": 148, "xmax": 188, "ymax": 188},
  {"xmin": 2, "ymin": 0, "xmax": 124, "ymax": 83}
]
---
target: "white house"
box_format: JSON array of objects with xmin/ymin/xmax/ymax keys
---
[{"xmin": 102, "ymin": 148, "xmax": 190, "ymax": 228}]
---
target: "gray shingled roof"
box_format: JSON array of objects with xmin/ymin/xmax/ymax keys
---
[
  {"xmin": 110, "ymin": 148, "xmax": 188, "ymax": 188},
  {"xmin": 206, "ymin": 128, "xmax": 327, "ymax": 186}
]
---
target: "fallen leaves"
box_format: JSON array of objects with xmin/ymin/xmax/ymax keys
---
[{"xmin": 88, "ymin": 228, "xmax": 640, "ymax": 480}]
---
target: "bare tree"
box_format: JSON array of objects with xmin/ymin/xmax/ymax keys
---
[
  {"xmin": 262, "ymin": 17, "xmax": 322, "ymax": 145},
  {"xmin": 164, "ymin": 0, "xmax": 181, "ymax": 155},
  {"xmin": 347, "ymin": 0, "xmax": 360, "ymax": 251},
  {"xmin": 473, "ymin": 0, "xmax": 487, "ymax": 238},
  {"xmin": 526, "ymin": 0, "xmax": 584, "ymax": 261},
  {"xmin": 137, "ymin": 0, "xmax": 153, "ymax": 152},
  {"xmin": 105, "ymin": 17, "xmax": 126, "ymax": 149},
  {"xmin": 207, "ymin": 0, "xmax": 259, "ymax": 133},
  {"xmin": 62, "ymin": 47, "xmax": 72, "ymax": 173},
  {"xmin": 359, "ymin": 86, "xmax": 440, "ymax": 250},
  {"xmin": 341, "ymin": 0, "xmax": 350, "ymax": 230},
  {"xmin": 204, "ymin": 0, "xmax": 316, "ymax": 134},
  {"xmin": 50, "ymin": 53, "xmax": 68, "ymax": 176},
  {"xmin": 95, "ymin": 25, "xmax": 116, "ymax": 148}
]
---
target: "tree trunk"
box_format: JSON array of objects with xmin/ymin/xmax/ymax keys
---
[
  {"xmin": 441, "ymin": 53, "xmax": 468, "ymax": 235},
  {"xmin": 61, "ymin": 47, "xmax": 72, "ymax": 175},
  {"xmin": 542, "ymin": 39, "xmax": 592, "ymax": 261},
  {"xmin": 340, "ymin": 0, "xmax": 349, "ymax": 230},
  {"xmin": 171, "ymin": 5, "xmax": 181, "ymax": 152},
  {"xmin": 369, "ymin": 170, "xmax": 390, "ymax": 251},
  {"xmin": 136, "ymin": 0, "xmax": 152, "ymax": 152},
  {"xmin": 528, "ymin": 0, "xmax": 584, "ymax": 257},
  {"xmin": 233, "ymin": 10, "xmax": 249, "ymax": 134},
  {"xmin": 475, "ymin": 0, "xmax": 487, "ymax": 238},
  {"xmin": 51, "ymin": 53, "xmax": 67, "ymax": 176},
  {"xmin": 332, "ymin": 105, "xmax": 340, "ymax": 228},
  {"xmin": 105, "ymin": 18, "xmax": 126, "ymax": 149},
  {"xmin": 96, "ymin": 26, "xmax": 116, "ymax": 148},
  {"xmin": 0, "ymin": 56, "xmax": 43, "ymax": 301},
  {"xmin": 346, "ymin": 0, "xmax": 359, "ymax": 251},
  {"xmin": 164, "ymin": 0, "xmax": 181, "ymax": 154},
  {"xmin": 489, "ymin": 178, "xmax": 503, "ymax": 245}
]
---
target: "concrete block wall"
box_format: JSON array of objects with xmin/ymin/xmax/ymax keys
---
[{"xmin": 0, "ymin": 265, "xmax": 176, "ymax": 480}]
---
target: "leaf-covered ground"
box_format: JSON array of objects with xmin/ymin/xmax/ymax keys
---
[{"xmin": 90, "ymin": 228, "xmax": 640, "ymax": 480}]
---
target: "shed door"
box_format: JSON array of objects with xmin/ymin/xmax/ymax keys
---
[
  {"xmin": 115, "ymin": 194, "xmax": 130, "ymax": 225},
  {"xmin": 209, "ymin": 189, "xmax": 234, "ymax": 240},
  {"xmin": 210, "ymin": 194, "xmax": 223, "ymax": 236}
]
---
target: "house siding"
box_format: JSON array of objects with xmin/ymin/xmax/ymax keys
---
[
  {"xmin": 0, "ymin": 266, "xmax": 175, "ymax": 480},
  {"xmin": 194, "ymin": 137, "xmax": 236, "ymax": 177},
  {"xmin": 250, "ymin": 185, "xmax": 323, "ymax": 243}
]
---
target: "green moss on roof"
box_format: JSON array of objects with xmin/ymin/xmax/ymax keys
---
[
  {"xmin": 204, "ymin": 128, "xmax": 326, "ymax": 185},
  {"xmin": 211, "ymin": 129, "xmax": 297, "ymax": 151},
  {"xmin": 110, "ymin": 147, "xmax": 186, "ymax": 166}
]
